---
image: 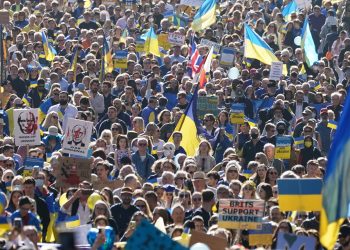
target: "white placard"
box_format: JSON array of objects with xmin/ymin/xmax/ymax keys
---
[
  {"xmin": 62, "ymin": 118, "xmax": 93, "ymax": 157},
  {"xmin": 180, "ymin": 0, "xmax": 205, "ymax": 7},
  {"xmin": 269, "ymin": 61, "xmax": 283, "ymax": 81},
  {"xmin": 168, "ymin": 33, "xmax": 186, "ymax": 46},
  {"xmin": 13, "ymin": 109, "xmax": 41, "ymax": 146},
  {"xmin": 295, "ymin": 0, "xmax": 311, "ymax": 9},
  {"xmin": 220, "ymin": 47, "xmax": 235, "ymax": 66},
  {"xmin": 200, "ymin": 39, "xmax": 221, "ymax": 55}
]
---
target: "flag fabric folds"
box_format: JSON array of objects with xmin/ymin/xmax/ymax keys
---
[
  {"xmin": 140, "ymin": 27, "xmax": 160, "ymax": 57},
  {"xmin": 191, "ymin": 0, "xmax": 216, "ymax": 32},
  {"xmin": 169, "ymin": 86, "xmax": 201, "ymax": 156},
  {"xmin": 301, "ymin": 18, "xmax": 318, "ymax": 67},
  {"xmin": 277, "ymin": 178, "xmax": 323, "ymax": 211},
  {"xmin": 320, "ymin": 93, "xmax": 350, "ymax": 250},
  {"xmin": 244, "ymin": 24, "xmax": 280, "ymax": 66},
  {"xmin": 100, "ymin": 36, "xmax": 113, "ymax": 81},
  {"xmin": 70, "ymin": 46, "xmax": 78, "ymax": 82},
  {"xmin": 41, "ymin": 31, "xmax": 56, "ymax": 61},
  {"xmin": 173, "ymin": 14, "xmax": 189, "ymax": 28},
  {"xmin": 198, "ymin": 47, "xmax": 213, "ymax": 88},
  {"xmin": 282, "ymin": 0, "xmax": 298, "ymax": 21},
  {"xmin": 327, "ymin": 120, "xmax": 337, "ymax": 130}
]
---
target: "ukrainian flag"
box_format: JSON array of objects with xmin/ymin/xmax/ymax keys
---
[
  {"xmin": 313, "ymin": 81, "xmax": 321, "ymax": 91},
  {"xmin": 248, "ymin": 223, "xmax": 273, "ymax": 246},
  {"xmin": 38, "ymin": 98, "xmax": 53, "ymax": 124},
  {"xmin": 173, "ymin": 14, "xmax": 189, "ymax": 28},
  {"xmin": 140, "ymin": 27, "xmax": 160, "ymax": 57},
  {"xmin": 244, "ymin": 24, "xmax": 279, "ymax": 66},
  {"xmin": 119, "ymin": 29, "xmax": 129, "ymax": 44},
  {"xmin": 71, "ymin": 46, "xmax": 78, "ymax": 82},
  {"xmin": 282, "ymin": 0, "xmax": 298, "ymax": 21},
  {"xmin": 277, "ymin": 178, "xmax": 322, "ymax": 211},
  {"xmin": 168, "ymin": 85, "xmax": 201, "ymax": 156},
  {"xmin": 41, "ymin": 31, "xmax": 56, "ymax": 61},
  {"xmin": 320, "ymin": 93, "xmax": 350, "ymax": 250},
  {"xmin": 294, "ymin": 136, "xmax": 304, "ymax": 149},
  {"xmin": 301, "ymin": 18, "xmax": 318, "ymax": 67},
  {"xmin": 0, "ymin": 216, "xmax": 10, "ymax": 236},
  {"xmin": 244, "ymin": 116, "xmax": 258, "ymax": 128},
  {"xmin": 22, "ymin": 94, "xmax": 32, "ymax": 107},
  {"xmin": 64, "ymin": 215, "xmax": 80, "ymax": 228},
  {"xmin": 191, "ymin": 0, "xmax": 216, "ymax": 32},
  {"xmin": 100, "ymin": 36, "xmax": 113, "ymax": 82},
  {"xmin": 327, "ymin": 120, "xmax": 337, "ymax": 130},
  {"xmin": 242, "ymin": 169, "xmax": 253, "ymax": 179}
]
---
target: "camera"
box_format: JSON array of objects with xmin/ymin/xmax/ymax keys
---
[{"xmin": 81, "ymin": 189, "xmax": 94, "ymax": 196}]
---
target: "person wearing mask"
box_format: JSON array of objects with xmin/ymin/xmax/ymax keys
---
[
  {"xmin": 242, "ymin": 127, "xmax": 265, "ymax": 167},
  {"xmin": 298, "ymin": 136, "xmax": 322, "ymax": 167},
  {"xmin": 27, "ymin": 79, "xmax": 48, "ymax": 108}
]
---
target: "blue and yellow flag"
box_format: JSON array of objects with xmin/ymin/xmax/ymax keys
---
[
  {"xmin": 244, "ymin": 116, "xmax": 258, "ymax": 128},
  {"xmin": 320, "ymin": 93, "xmax": 350, "ymax": 250},
  {"xmin": 327, "ymin": 120, "xmax": 337, "ymax": 130},
  {"xmin": 168, "ymin": 86, "xmax": 201, "ymax": 156},
  {"xmin": 140, "ymin": 27, "xmax": 160, "ymax": 57},
  {"xmin": 38, "ymin": 98, "xmax": 53, "ymax": 124},
  {"xmin": 100, "ymin": 36, "xmax": 114, "ymax": 82},
  {"xmin": 173, "ymin": 14, "xmax": 189, "ymax": 28},
  {"xmin": 301, "ymin": 18, "xmax": 318, "ymax": 67},
  {"xmin": 41, "ymin": 31, "xmax": 56, "ymax": 61},
  {"xmin": 244, "ymin": 24, "xmax": 279, "ymax": 66},
  {"xmin": 65, "ymin": 215, "xmax": 80, "ymax": 228},
  {"xmin": 191, "ymin": 0, "xmax": 216, "ymax": 32},
  {"xmin": 22, "ymin": 94, "xmax": 32, "ymax": 107},
  {"xmin": 282, "ymin": 0, "xmax": 298, "ymax": 21},
  {"xmin": 119, "ymin": 29, "xmax": 129, "ymax": 44},
  {"xmin": 0, "ymin": 216, "xmax": 10, "ymax": 236},
  {"xmin": 71, "ymin": 46, "xmax": 78, "ymax": 82},
  {"xmin": 277, "ymin": 178, "xmax": 323, "ymax": 212}
]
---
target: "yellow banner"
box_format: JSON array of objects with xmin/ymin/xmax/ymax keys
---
[
  {"xmin": 230, "ymin": 113, "xmax": 244, "ymax": 124},
  {"xmin": 275, "ymin": 146, "xmax": 291, "ymax": 159}
]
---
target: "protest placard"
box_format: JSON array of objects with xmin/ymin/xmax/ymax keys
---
[
  {"xmin": 220, "ymin": 47, "xmax": 235, "ymax": 67},
  {"xmin": 277, "ymin": 232, "xmax": 316, "ymax": 250},
  {"xmin": 277, "ymin": 178, "xmax": 322, "ymax": 211},
  {"xmin": 269, "ymin": 61, "xmax": 283, "ymax": 81},
  {"xmin": 230, "ymin": 103, "xmax": 245, "ymax": 124},
  {"xmin": 125, "ymin": 220, "xmax": 187, "ymax": 250},
  {"xmin": 23, "ymin": 157, "xmax": 44, "ymax": 177},
  {"xmin": 13, "ymin": 109, "xmax": 41, "ymax": 146},
  {"xmin": 248, "ymin": 222, "xmax": 273, "ymax": 246},
  {"xmin": 168, "ymin": 33, "xmax": 186, "ymax": 46},
  {"xmin": 218, "ymin": 199, "xmax": 265, "ymax": 229},
  {"xmin": 294, "ymin": 136, "xmax": 304, "ymax": 150},
  {"xmin": 197, "ymin": 96, "xmax": 219, "ymax": 119},
  {"xmin": 180, "ymin": 0, "xmax": 204, "ymax": 7},
  {"xmin": 56, "ymin": 157, "xmax": 92, "ymax": 188},
  {"xmin": 295, "ymin": 0, "xmax": 312, "ymax": 9},
  {"xmin": 113, "ymin": 50, "xmax": 128, "ymax": 69},
  {"xmin": 200, "ymin": 39, "xmax": 221, "ymax": 55},
  {"xmin": 189, "ymin": 231, "xmax": 226, "ymax": 250},
  {"xmin": 135, "ymin": 37, "xmax": 145, "ymax": 52},
  {"xmin": 62, "ymin": 118, "xmax": 93, "ymax": 157},
  {"xmin": 275, "ymin": 136, "xmax": 292, "ymax": 159},
  {"xmin": 158, "ymin": 34, "xmax": 171, "ymax": 50},
  {"xmin": 92, "ymin": 179, "xmax": 123, "ymax": 191}
]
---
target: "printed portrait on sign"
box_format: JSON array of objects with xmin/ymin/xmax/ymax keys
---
[
  {"xmin": 17, "ymin": 111, "xmax": 38, "ymax": 135},
  {"xmin": 67, "ymin": 124, "xmax": 87, "ymax": 147}
]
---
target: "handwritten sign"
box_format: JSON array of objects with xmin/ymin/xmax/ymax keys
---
[
  {"xmin": 220, "ymin": 47, "xmax": 235, "ymax": 67},
  {"xmin": 113, "ymin": 50, "xmax": 128, "ymax": 69},
  {"xmin": 197, "ymin": 96, "xmax": 219, "ymax": 119},
  {"xmin": 275, "ymin": 136, "xmax": 292, "ymax": 159},
  {"xmin": 230, "ymin": 103, "xmax": 245, "ymax": 124},
  {"xmin": 218, "ymin": 199, "xmax": 265, "ymax": 229},
  {"xmin": 13, "ymin": 109, "xmax": 41, "ymax": 146},
  {"xmin": 62, "ymin": 118, "xmax": 93, "ymax": 157},
  {"xmin": 56, "ymin": 157, "xmax": 92, "ymax": 188},
  {"xmin": 180, "ymin": 0, "xmax": 205, "ymax": 7},
  {"xmin": 168, "ymin": 33, "xmax": 186, "ymax": 46},
  {"xmin": 269, "ymin": 61, "xmax": 283, "ymax": 81},
  {"xmin": 200, "ymin": 39, "xmax": 221, "ymax": 55}
]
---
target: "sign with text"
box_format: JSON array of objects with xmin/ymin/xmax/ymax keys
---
[
  {"xmin": 62, "ymin": 118, "xmax": 93, "ymax": 157},
  {"xmin": 220, "ymin": 47, "xmax": 235, "ymax": 67},
  {"xmin": 230, "ymin": 103, "xmax": 245, "ymax": 124},
  {"xmin": 14, "ymin": 109, "xmax": 41, "ymax": 146},
  {"xmin": 269, "ymin": 61, "xmax": 283, "ymax": 81},
  {"xmin": 180, "ymin": 0, "xmax": 204, "ymax": 7},
  {"xmin": 200, "ymin": 39, "xmax": 221, "ymax": 55},
  {"xmin": 56, "ymin": 157, "xmax": 92, "ymax": 188},
  {"xmin": 275, "ymin": 136, "xmax": 292, "ymax": 159},
  {"xmin": 168, "ymin": 33, "xmax": 185, "ymax": 46},
  {"xmin": 197, "ymin": 96, "xmax": 219, "ymax": 119},
  {"xmin": 218, "ymin": 199, "xmax": 265, "ymax": 229},
  {"xmin": 113, "ymin": 50, "xmax": 128, "ymax": 69}
]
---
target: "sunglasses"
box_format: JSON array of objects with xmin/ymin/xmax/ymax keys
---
[
  {"xmin": 179, "ymin": 193, "xmax": 190, "ymax": 198},
  {"xmin": 6, "ymin": 175, "xmax": 14, "ymax": 180},
  {"xmin": 244, "ymin": 187, "xmax": 254, "ymax": 191}
]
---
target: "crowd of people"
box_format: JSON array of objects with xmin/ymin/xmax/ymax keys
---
[{"xmin": 0, "ymin": 0, "xmax": 348, "ymax": 249}]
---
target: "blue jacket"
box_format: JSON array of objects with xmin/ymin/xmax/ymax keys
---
[
  {"xmin": 141, "ymin": 106, "xmax": 157, "ymax": 125},
  {"xmin": 131, "ymin": 151, "xmax": 155, "ymax": 179},
  {"xmin": 10, "ymin": 211, "xmax": 41, "ymax": 232}
]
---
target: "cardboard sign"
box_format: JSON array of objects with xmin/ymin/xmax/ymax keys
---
[
  {"xmin": 277, "ymin": 178, "xmax": 322, "ymax": 211},
  {"xmin": 125, "ymin": 219, "xmax": 188, "ymax": 250},
  {"xmin": 23, "ymin": 157, "xmax": 44, "ymax": 177},
  {"xmin": 92, "ymin": 179, "xmax": 123, "ymax": 191},
  {"xmin": 269, "ymin": 61, "xmax": 283, "ymax": 80},
  {"xmin": 220, "ymin": 47, "xmax": 235, "ymax": 67},
  {"xmin": 56, "ymin": 157, "xmax": 92, "ymax": 188},
  {"xmin": 180, "ymin": 0, "xmax": 205, "ymax": 7},
  {"xmin": 218, "ymin": 199, "xmax": 265, "ymax": 229},
  {"xmin": 189, "ymin": 231, "xmax": 226, "ymax": 250},
  {"xmin": 13, "ymin": 109, "xmax": 41, "ymax": 146},
  {"xmin": 158, "ymin": 34, "xmax": 171, "ymax": 50},
  {"xmin": 135, "ymin": 37, "xmax": 145, "ymax": 52},
  {"xmin": 113, "ymin": 50, "xmax": 128, "ymax": 69},
  {"xmin": 168, "ymin": 33, "xmax": 185, "ymax": 46},
  {"xmin": 200, "ymin": 39, "xmax": 221, "ymax": 55},
  {"xmin": 197, "ymin": 96, "xmax": 219, "ymax": 119},
  {"xmin": 230, "ymin": 103, "xmax": 245, "ymax": 124},
  {"xmin": 275, "ymin": 136, "xmax": 292, "ymax": 159},
  {"xmin": 276, "ymin": 232, "xmax": 316, "ymax": 250},
  {"xmin": 248, "ymin": 222, "xmax": 273, "ymax": 246},
  {"xmin": 62, "ymin": 118, "xmax": 93, "ymax": 157}
]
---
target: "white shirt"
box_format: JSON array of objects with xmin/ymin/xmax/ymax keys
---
[
  {"xmin": 47, "ymin": 103, "xmax": 78, "ymax": 131},
  {"xmin": 295, "ymin": 103, "xmax": 303, "ymax": 120}
]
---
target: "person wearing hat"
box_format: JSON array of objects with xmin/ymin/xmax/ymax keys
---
[
  {"xmin": 42, "ymin": 126, "xmax": 62, "ymax": 154},
  {"xmin": 110, "ymin": 187, "xmax": 138, "ymax": 238}
]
